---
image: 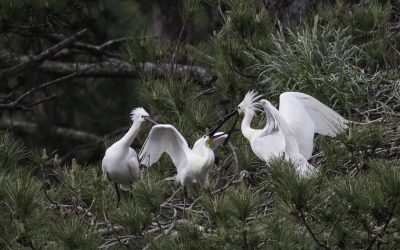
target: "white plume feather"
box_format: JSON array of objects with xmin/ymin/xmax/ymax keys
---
[
  {"xmin": 130, "ymin": 107, "xmax": 149, "ymax": 121},
  {"xmin": 239, "ymin": 90, "xmax": 263, "ymax": 115}
]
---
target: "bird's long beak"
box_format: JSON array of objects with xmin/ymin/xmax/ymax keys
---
[
  {"xmin": 144, "ymin": 116, "xmax": 158, "ymax": 125},
  {"xmin": 209, "ymin": 132, "xmax": 229, "ymax": 140},
  {"xmin": 208, "ymin": 108, "xmax": 237, "ymax": 136},
  {"xmin": 206, "ymin": 132, "xmax": 229, "ymax": 148},
  {"xmin": 223, "ymin": 112, "xmax": 239, "ymax": 145}
]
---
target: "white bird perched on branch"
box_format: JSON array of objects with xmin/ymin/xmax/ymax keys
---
[
  {"xmin": 102, "ymin": 107, "xmax": 157, "ymax": 207},
  {"xmin": 258, "ymin": 99, "xmax": 316, "ymax": 175},
  {"xmin": 139, "ymin": 124, "xmax": 227, "ymax": 207},
  {"xmin": 213, "ymin": 90, "xmax": 348, "ymax": 175},
  {"xmin": 139, "ymin": 124, "xmax": 227, "ymax": 186},
  {"xmin": 262, "ymin": 92, "xmax": 348, "ymax": 160}
]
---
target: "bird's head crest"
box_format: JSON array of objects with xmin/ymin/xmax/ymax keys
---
[
  {"xmin": 237, "ymin": 90, "xmax": 263, "ymax": 116},
  {"xmin": 130, "ymin": 107, "xmax": 150, "ymax": 122}
]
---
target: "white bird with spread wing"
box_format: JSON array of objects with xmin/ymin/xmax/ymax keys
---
[
  {"xmin": 139, "ymin": 124, "xmax": 227, "ymax": 187},
  {"xmin": 102, "ymin": 107, "xmax": 157, "ymax": 207},
  {"xmin": 258, "ymin": 99, "xmax": 315, "ymax": 175},
  {"xmin": 218, "ymin": 90, "xmax": 348, "ymax": 175}
]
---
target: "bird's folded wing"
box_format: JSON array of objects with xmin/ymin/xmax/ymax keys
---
[
  {"xmin": 139, "ymin": 124, "xmax": 190, "ymax": 172},
  {"xmin": 279, "ymin": 92, "xmax": 348, "ymax": 137}
]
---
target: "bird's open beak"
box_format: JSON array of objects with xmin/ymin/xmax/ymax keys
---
[
  {"xmin": 208, "ymin": 108, "xmax": 237, "ymax": 136},
  {"xmin": 209, "ymin": 132, "xmax": 228, "ymax": 140},
  {"xmin": 144, "ymin": 116, "xmax": 158, "ymax": 125},
  {"xmin": 206, "ymin": 132, "xmax": 229, "ymax": 148}
]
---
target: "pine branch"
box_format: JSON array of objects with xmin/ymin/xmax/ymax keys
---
[
  {"xmin": 41, "ymin": 32, "xmax": 156, "ymax": 56},
  {"xmin": 298, "ymin": 209, "xmax": 332, "ymax": 250},
  {"xmin": 365, "ymin": 202, "xmax": 397, "ymax": 250},
  {"xmin": 0, "ymin": 29, "xmax": 87, "ymax": 79}
]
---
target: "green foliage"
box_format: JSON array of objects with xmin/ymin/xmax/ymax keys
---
[
  {"xmin": 250, "ymin": 19, "xmax": 375, "ymax": 114},
  {"xmin": 0, "ymin": 131, "xmax": 28, "ymax": 172},
  {"xmin": 268, "ymin": 158, "xmax": 320, "ymax": 209},
  {"xmin": 370, "ymin": 159, "xmax": 400, "ymax": 199},
  {"xmin": 0, "ymin": 0, "xmax": 82, "ymax": 34},
  {"xmin": 56, "ymin": 161, "xmax": 103, "ymax": 205},
  {"xmin": 223, "ymin": 184, "xmax": 259, "ymax": 222},
  {"xmin": 111, "ymin": 202, "xmax": 152, "ymax": 235},
  {"xmin": 316, "ymin": 0, "xmax": 393, "ymax": 66},
  {"xmin": 261, "ymin": 212, "xmax": 312, "ymax": 249},
  {"xmin": 3, "ymin": 171, "xmax": 42, "ymax": 220},
  {"xmin": 52, "ymin": 216, "xmax": 100, "ymax": 250},
  {"xmin": 133, "ymin": 176, "xmax": 165, "ymax": 213}
]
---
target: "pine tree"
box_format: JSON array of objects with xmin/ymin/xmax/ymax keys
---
[{"xmin": 1, "ymin": 0, "xmax": 400, "ymax": 249}]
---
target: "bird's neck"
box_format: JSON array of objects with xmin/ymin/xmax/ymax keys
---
[
  {"xmin": 241, "ymin": 111, "xmax": 257, "ymax": 141},
  {"xmin": 119, "ymin": 120, "xmax": 142, "ymax": 147},
  {"xmin": 194, "ymin": 143, "xmax": 213, "ymax": 156}
]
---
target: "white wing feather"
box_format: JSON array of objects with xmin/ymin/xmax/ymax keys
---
[
  {"xmin": 260, "ymin": 100, "xmax": 299, "ymax": 156},
  {"xmin": 279, "ymin": 92, "xmax": 348, "ymax": 159},
  {"xmin": 139, "ymin": 124, "xmax": 190, "ymax": 171},
  {"xmin": 260, "ymin": 100, "xmax": 318, "ymax": 177}
]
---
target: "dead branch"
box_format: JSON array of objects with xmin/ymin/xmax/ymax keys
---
[
  {"xmin": 3, "ymin": 53, "xmax": 213, "ymax": 84},
  {"xmin": 0, "ymin": 70, "xmax": 86, "ymax": 110},
  {"xmin": 0, "ymin": 29, "xmax": 87, "ymax": 79},
  {"xmin": 0, "ymin": 118, "xmax": 102, "ymax": 143}
]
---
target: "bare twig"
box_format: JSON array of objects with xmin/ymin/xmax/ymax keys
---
[
  {"xmin": 0, "ymin": 69, "xmax": 88, "ymax": 110},
  {"xmin": 0, "ymin": 29, "xmax": 87, "ymax": 79},
  {"xmin": 142, "ymin": 222, "xmax": 176, "ymax": 250}
]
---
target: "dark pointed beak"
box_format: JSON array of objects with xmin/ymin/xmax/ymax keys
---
[
  {"xmin": 144, "ymin": 116, "xmax": 158, "ymax": 125},
  {"xmin": 208, "ymin": 108, "xmax": 237, "ymax": 136},
  {"xmin": 223, "ymin": 112, "xmax": 239, "ymax": 145}
]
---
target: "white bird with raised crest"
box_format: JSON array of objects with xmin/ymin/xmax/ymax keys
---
[
  {"xmin": 216, "ymin": 90, "xmax": 348, "ymax": 175},
  {"xmin": 102, "ymin": 107, "xmax": 157, "ymax": 207}
]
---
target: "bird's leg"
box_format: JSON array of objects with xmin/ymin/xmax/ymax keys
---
[
  {"xmin": 114, "ymin": 183, "xmax": 121, "ymax": 208},
  {"xmin": 183, "ymin": 186, "xmax": 188, "ymax": 217},
  {"xmin": 130, "ymin": 184, "xmax": 134, "ymax": 199}
]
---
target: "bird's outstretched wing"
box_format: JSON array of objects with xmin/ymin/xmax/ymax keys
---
[
  {"xmin": 259, "ymin": 100, "xmax": 299, "ymax": 156},
  {"xmin": 278, "ymin": 92, "xmax": 348, "ymax": 159},
  {"xmin": 139, "ymin": 124, "xmax": 190, "ymax": 172},
  {"xmin": 279, "ymin": 92, "xmax": 348, "ymax": 136},
  {"xmin": 260, "ymin": 100, "xmax": 318, "ymax": 176}
]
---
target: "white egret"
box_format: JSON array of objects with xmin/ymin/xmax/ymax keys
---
[
  {"xmin": 258, "ymin": 99, "xmax": 315, "ymax": 175},
  {"xmin": 272, "ymin": 92, "xmax": 348, "ymax": 160},
  {"xmin": 102, "ymin": 107, "xmax": 157, "ymax": 207},
  {"xmin": 139, "ymin": 124, "xmax": 227, "ymax": 207},
  {"xmin": 214, "ymin": 90, "xmax": 348, "ymax": 175}
]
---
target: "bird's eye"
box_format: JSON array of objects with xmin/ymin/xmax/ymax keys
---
[
  {"xmin": 203, "ymin": 136, "xmax": 206, "ymax": 138},
  {"xmin": 238, "ymin": 106, "xmax": 240, "ymax": 109}
]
